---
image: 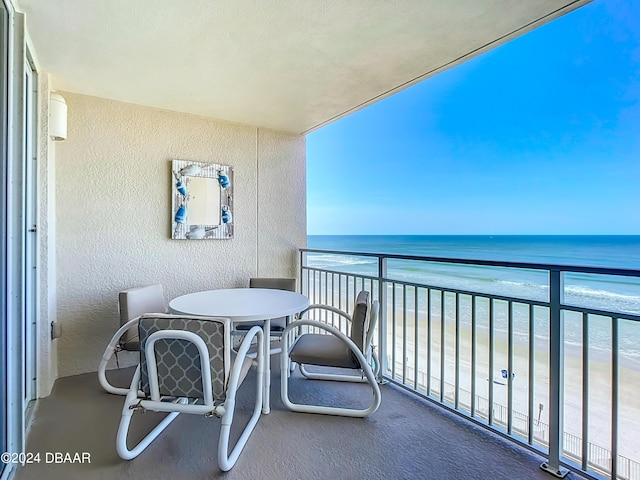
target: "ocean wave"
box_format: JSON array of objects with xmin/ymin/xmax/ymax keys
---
[
  {"xmin": 307, "ymin": 253, "xmax": 640, "ymax": 314},
  {"xmin": 469, "ymin": 278, "xmax": 640, "ymax": 303},
  {"xmin": 495, "ymin": 279, "xmax": 548, "ymax": 291},
  {"xmin": 307, "ymin": 254, "xmax": 376, "ymax": 268},
  {"xmin": 564, "ymin": 285, "xmax": 640, "ymax": 301}
]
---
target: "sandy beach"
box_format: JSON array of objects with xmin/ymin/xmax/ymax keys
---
[{"xmin": 379, "ymin": 303, "xmax": 640, "ymax": 467}]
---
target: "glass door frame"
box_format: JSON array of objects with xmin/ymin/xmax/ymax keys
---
[
  {"xmin": 23, "ymin": 52, "xmax": 37, "ymax": 415},
  {"xmin": 1, "ymin": 1, "xmax": 11, "ymax": 476}
]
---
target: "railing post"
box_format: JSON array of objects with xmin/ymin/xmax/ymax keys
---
[
  {"xmin": 377, "ymin": 256, "xmax": 388, "ymax": 383},
  {"xmin": 541, "ymin": 269, "xmax": 568, "ymax": 478},
  {"xmin": 299, "ymin": 250, "xmax": 306, "ymax": 295}
]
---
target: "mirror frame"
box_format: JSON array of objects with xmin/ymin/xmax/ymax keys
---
[{"xmin": 171, "ymin": 159, "xmax": 234, "ymax": 240}]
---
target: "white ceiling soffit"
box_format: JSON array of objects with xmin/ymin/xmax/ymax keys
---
[{"xmin": 16, "ymin": 0, "xmax": 589, "ymax": 135}]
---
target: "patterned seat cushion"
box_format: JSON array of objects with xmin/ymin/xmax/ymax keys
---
[{"xmin": 138, "ymin": 314, "xmax": 230, "ymax": 401}]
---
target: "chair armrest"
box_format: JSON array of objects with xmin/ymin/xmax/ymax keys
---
[
  {"xmin": 298, "ymin": 305, "xmax": 352, "ymax": 322},
  {"xmin": 98, "ymin": 316, "xmax": 141, "ymax": 395}
]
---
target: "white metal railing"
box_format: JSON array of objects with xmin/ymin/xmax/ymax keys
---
[{"xmin": 300, "ymin": 248, "xmax": 640, "ymax": 480}]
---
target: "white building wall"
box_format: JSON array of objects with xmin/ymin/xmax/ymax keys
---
[{"xmin": 53, "ymin": 92, "xmax": 306, "ymax": 377}]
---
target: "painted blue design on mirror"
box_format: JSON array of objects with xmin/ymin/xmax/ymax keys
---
[
  {"xmin": 175, "ymin": 179, "xmax": 187, "ymax": 196},
  {"xmin": 175, "ymin": 204, "xmax": 187, "ymax": 224},
  {"xmin": 173, "ymin": 171, "xmax": 188, "ymax": 196},
  {"xmin": 221, "ymin": 205, "xmax": 232, "ymax": 224},
  {"xmin": 217, "ymin": 170, "xmax": 230, "ymax": 189}
]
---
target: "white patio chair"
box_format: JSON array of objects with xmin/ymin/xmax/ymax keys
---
[
  {"xmin": 280, "ymin": 290, "xmax": 381, "ymax": 417},
  {"xmin": 233, "ymin": 277, "xmax": 297, "ymax": 355},
  {"xmin": 116, "ymin": 313, "xmax": 264, "ymax": 472},
  {"xmin": 98, "ymin": 284, "xmax": 166, "ymax": 395}
]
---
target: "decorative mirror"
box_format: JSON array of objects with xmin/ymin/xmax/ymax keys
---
[{"xmin": 171, "ymin": 159, "xmax": 234, "ymax": 239}]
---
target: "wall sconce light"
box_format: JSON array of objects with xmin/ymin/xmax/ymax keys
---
[{"xmin": 49, "ymin": 92, "xmax": 67, "ymax": 141}]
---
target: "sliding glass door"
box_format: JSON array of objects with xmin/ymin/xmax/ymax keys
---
[{"xmin": 1, "ymin": 4, "xmax": 35, "ymax": 479}]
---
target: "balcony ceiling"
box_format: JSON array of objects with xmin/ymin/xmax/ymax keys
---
[{"xmin": 16, "ymin": 0, "xmax": 588, "ymax": 134}]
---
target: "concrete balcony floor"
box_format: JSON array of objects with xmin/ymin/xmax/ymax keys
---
[{"xmin": 15, "ymin": 357, "xmax": 587, "ymax": 480}]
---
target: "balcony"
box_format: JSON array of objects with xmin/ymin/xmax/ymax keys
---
[{"xmin": 14, "ymin": 248, "xmax": 639, "ymax": 480}]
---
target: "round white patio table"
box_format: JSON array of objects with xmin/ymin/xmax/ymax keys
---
[{"xmin": 169, "ymin": 288, "xmax": 309, "ymax": 414}]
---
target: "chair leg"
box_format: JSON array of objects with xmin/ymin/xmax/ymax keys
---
[
  {"xmin": 218, "ymin": 326, "xmax": 264, "ymax": 471},
  {"xmin": 217, "ymin": 395, "xmax": 261, "ymax": 471},
  {"xmin": 299, "ymin": 364, "xmax": 369, "ymax": 383},
  {"xmin": 115, "ymin": 367, "xmax": 186, "ymax": 460},
  {"xmin": 281, "ymin": 360, "xmax": 381, "ymax": 418},
  {"xmin": 280, "ymin": 321, "xmax": 382, "ymax": 417},
  {"xmin": 283, "ymin": 365, "xmax": 381, "ymax": 417}
]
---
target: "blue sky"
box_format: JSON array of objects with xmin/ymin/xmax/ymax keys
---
[{"xmin": 307, "ymin": 0, "xmax": 640, "ymax": 235}]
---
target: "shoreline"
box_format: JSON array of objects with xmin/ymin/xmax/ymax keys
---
[{"xmin": 393, "ymin": 303, "xmax": 640, "ymax": 371}]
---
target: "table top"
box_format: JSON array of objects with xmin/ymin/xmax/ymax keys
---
[{"xmin": 168, "ymin": 288, "xmax": 309, "ymax": 321}]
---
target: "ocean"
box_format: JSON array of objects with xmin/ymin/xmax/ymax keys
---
[
  {"xmin": 306, "ymin": 235, "xmax": 640, "ymax": 359},
  {"xmin": 307, "ymin": 235, "xmax": 640, "ymax": 269}
]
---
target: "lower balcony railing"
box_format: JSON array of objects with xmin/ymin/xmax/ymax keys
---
[{"xmin": 300, "ymin": 248, "xmax": 640, "ymax": 480}]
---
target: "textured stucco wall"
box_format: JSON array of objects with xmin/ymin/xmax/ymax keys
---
[
  {"xmin": 257, "ymin": 129, "xmax": 306, "ymax": 276},
  {"xmin": 54, "ymin": 92, "xmax": 306, "ymax": 377}
]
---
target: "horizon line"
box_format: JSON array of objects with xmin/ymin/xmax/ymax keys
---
[{"xmin": 307, "ymin": 233, "xmax": 640, "ymax": 236}]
